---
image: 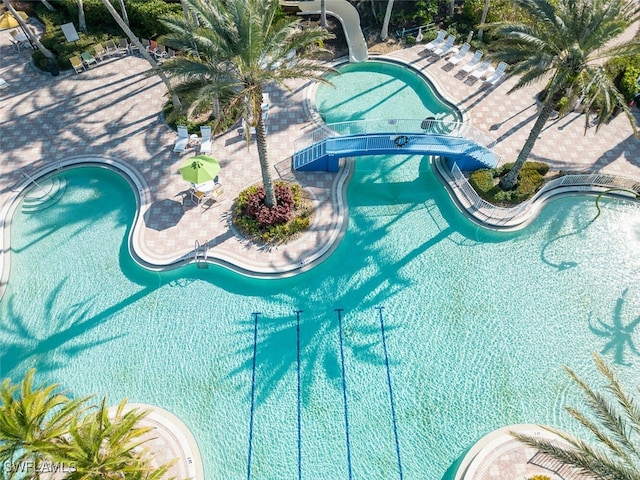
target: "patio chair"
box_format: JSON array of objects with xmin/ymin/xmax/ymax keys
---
[
  {"xmin": 81, "ymin": 51, "xmax": 97, "ymax": 68},
  {"xmin": 200, "ymin": 126, "xmax": 212, "ymax": 154},
  {"xmin": 154, "ymin": 44, "xmax": 168, "ymax": 61},
  {"xmin": 69, "ymin": 55, "xmax": 84, "ymax": 74},
  {"xmin": 190, "ymin": 181, "xmax": 223, "ymax": 208},
  {"xmin": 167, "ymin": 48, "xmax": 177, "ymax": 59},
  {"xmin": 469, "ymin": 60, "xmax": 494, "ymax": 81},
  {"xmin": 128, "ymin": 38, "xmax": 140, "ymax": 55},
  {"xmin": 141, "ymin": 38, "xmax": 151, "ymax": 53},
  {"xmin": 432, "ymin": 35, "xmax": 456, "ymax": 57},
  {"xmin": 104, "ymin": 39, "xmax": 120, "ymax": 56},
  {"xmin": 484, "ymin": 61, "xmax": 508, "ymax": 86},
  {"xmin": 173, "ymin": 125, "xmax": 189, "ymax": 153},
  {"xmin": 115, "ymin": 38, "xmax": 129, "ymax": 55},
  {"xmin": 148, "ymin": 39, "xmax": 158, "ymax": 55},
  {"xmin": 460, "ymin": 50, "xmax": 483, "ymax": 75},
  {"xmin": 424, "ymin": 30, "xmax": 446, "ymax": 52},
  {"xmin": 93, "ymin": 43, "xmax": 107, "ymax": 61},
  {"xmin": 446, "ymin": 43, "xmax": 470, "ymax": 67}
]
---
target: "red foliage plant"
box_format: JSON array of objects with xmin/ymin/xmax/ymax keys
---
[{"xmin": 244, "ymin": 183, "xmax": 295, "ymax": 227}]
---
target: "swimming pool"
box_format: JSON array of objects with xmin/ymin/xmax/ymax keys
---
[{"xmin": 2, "ymin": 60, "xmax": 640, "ymax": 480}]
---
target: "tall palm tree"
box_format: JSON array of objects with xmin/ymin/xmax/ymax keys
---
[
  {"xmin": 78, "ymin": 0, "xmax": 86, "ymax": 32},
  {"xmin": 159, "ymin": 0, "xmax": 334, "ymax": 208},
  {"xmin": 50, "ymin": 398, "xmax": 176, "ymax": 479},
  {"xmin": 0, "ymin": 369, "xmax": 88, "ymax": 469},
  {"xmin": 513, "ymin": 354, "xmax": 640, "ymax": 479},
  {"xmin": 488, "ymin": 0, "xmax": 640, "ymax": 190},
  {"xmin": 380, "ymin": 0, "xmax": 395, "ymax": 41}
]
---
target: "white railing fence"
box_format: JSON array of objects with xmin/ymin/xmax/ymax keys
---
[{"xmin": 450, "ymin": 162, "xmax": 640, "ymax": 225}]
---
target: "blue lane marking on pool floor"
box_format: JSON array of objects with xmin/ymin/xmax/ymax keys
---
[
  {"xmin": 335, "ymin": 308, "xmax": 354, "ymax": 480},
  {"xmin": 376, "ymin": 306, "xmax": 404, "ymax": 480},
  {"xmin": 247, "ymin": 312, "xmax": 260, "ymax": 480},
  {"xmin": 295, "ymin": 310, "xmax": 303, "ymax": 480}
]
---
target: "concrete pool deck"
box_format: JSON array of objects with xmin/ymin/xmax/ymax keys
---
[{"xmin": 0, "ymin": 21, "xmax": 639, "ymax": 480}]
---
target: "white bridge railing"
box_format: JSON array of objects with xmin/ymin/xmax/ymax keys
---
[
  {"xmin": 450, "ymin": 162, "xmax": 640, "ymax": 226},
  {"xmin": 295, "ymin": 118, "xmax": 499, "ymax": 160}
]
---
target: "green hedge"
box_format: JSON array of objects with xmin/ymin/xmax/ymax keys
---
[{"xmin": 469, "ymin": 161, "xmax": 549, "ymax": 205}]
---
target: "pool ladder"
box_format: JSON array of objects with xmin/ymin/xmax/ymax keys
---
[{"xmin": 194, "ymin": 240, "xmax": 209, "ymax": 269}]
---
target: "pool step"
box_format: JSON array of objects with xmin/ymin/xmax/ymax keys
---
[{"xmin": 22, "ymin": 177, "xmax": 67, "ymax": 213}]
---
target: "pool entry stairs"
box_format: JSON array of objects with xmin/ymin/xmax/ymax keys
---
[
  {"xmin": 21, "ymin": 175, "xmax": 67, "ymax": 213},
  {"xmin": 292, "ymin": 118, "xmax": 499, "ymax": 172}
]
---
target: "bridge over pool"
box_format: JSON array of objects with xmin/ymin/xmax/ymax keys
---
[{"xmin": 292, "ymin": 118, "xmax": 500, "ymax": 172}]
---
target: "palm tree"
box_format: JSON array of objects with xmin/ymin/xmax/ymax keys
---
[
  {"xmin": 513, "ymin": 353, "xmax": 640, "ymax": 479},
  {"xmin": 488, "ymin": 0, "xmax": 640, "ymax": 190},
  {"xmin": 0, "ymin": 369, "xmax": 88, "ymax": 469},
  {"xmin": 50, "ymin": 398, "xmax": 176, "ymax": 479},
  {"xmin": 2, "ymin": 0, "xmax": 55, "ymax": 60},
  {"xmin": 159, "ymin": 0, "xmax": 334, "ymax": 208},
  {"xmin": 380, "ymin": 0, "xmax": 395, "ymax": 41},
  {"xmin": 98, "ymin": 0, "xmax": 180, "ymax": 109},
  {"xmin": 78, "ymin": 0, "xmax": 86, "ymax": 32},
  {"xmin": 321, "ymin": 0, "xmax": 327, "ymax": 28}
]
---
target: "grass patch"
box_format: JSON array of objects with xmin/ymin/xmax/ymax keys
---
[
  {"xmin": 469, "ymin": 161, "xmax": 549, "ymax": 205},
  {"xmin": 232, "ymin": 182, "xmax": 313, "ymax": 245}
]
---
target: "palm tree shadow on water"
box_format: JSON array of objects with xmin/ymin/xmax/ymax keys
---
[
  {"xmin": 226, "ymin": 156, "xmax": 504, "ymax": 405},
  {"xmin": 588, "ymin": 287, "xmax": 640, "ymax": 366}
]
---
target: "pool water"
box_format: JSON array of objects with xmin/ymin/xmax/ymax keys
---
[
  {"xmin": 315, "ymin": 60, "xmax": 461, "ymax": 125},
  {"xmin": 2, "ymin": 165, "xmax": 640, "ymax": 480},
  {"xmin": 3, "ymin": 59, "xmax": 640, "ymax": 479}
]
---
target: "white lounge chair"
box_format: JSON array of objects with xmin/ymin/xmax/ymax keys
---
[
  {"xmin": 460, "ymin": 51, "xmax": 483, "ymax": 74},
  {"xmin": 200, "ymin": 126, "xmax": 212, "ymax": 154},
  {"xmin": 424, "ymin": 30, "xmax": 446, "ymax": 52},
  {"xmin": 432, "ymin": 35, "xmax": 456, "ymax": 57},
  {"xmin": 470, "ymin": 61, "xmax": 494, "ymax": 81},
  {"xmin": 446, "ymin": 43, "xmax": 470, "ymax": 66},
  {"xmin": 484, "ymin": 61, "xmax": 508, "ymax": 86},
  {"xmin": 173, "ymin": 126, "xmax": 189, "ymax": 153}
]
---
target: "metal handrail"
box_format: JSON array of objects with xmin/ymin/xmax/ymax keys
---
[
  {"xmin": 449, "ymin": 162, "xmax": 640, "ymax": 225},
  {"xmin": 19, "ymin": 169, "xmax": 55, "ymax": 199}
]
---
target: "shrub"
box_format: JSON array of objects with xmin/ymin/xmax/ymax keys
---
[
  {"xmin": 469, "ymin": 161, "xmax": 549, "ymax": 205},
  {"xmin": 233, "ymin": 182, "xmax": 312, "ymax": 245}
]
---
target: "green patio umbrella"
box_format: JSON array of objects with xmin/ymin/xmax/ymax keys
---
[{"xmin": 179, "ymin": 155, "xmax": 221, "ymax": 184}]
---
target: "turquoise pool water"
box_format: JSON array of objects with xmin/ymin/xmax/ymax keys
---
[
  {"xmin": 2, "ymin": 61, "xmax": 640, "ymax": 480},
  {"xmin": 315, "ymin": 60, "xmax": 461, "ymax": 124}
]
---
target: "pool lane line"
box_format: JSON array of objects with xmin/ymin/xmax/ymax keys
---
[
  {"xmin": 295, "ymin": 310, "xmax": 303, "ymax": 480},
  {"xmin": 335, "ymin": 308, "xmax": 354, "ymax": 480},
  {"xmin": 247, "ymin": 312, "xmax": 260, "ymax": 480},
  {"xmin": 376, "ymin": 306, "xmax": 404, "ymax": 480}
]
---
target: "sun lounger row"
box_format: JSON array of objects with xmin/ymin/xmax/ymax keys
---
[{"xmin": 424, "ymin": 31, "xmax": 508, "ymax": 87}]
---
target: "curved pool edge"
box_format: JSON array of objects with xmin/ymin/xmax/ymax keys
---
[
  {"xmin": 115, "ymin": 403, "xmax": 205, "ymax": 480},
  {"xmin": 432, "ymin": 156, "xmax": 640, "ymax": 231},
  {"xmin": 0, "ymin": 155, "xmax": 353, "ymax": 299}
]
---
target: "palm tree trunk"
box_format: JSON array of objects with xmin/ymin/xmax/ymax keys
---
[
  {"xmin": 320, "ymin": 0, "xmax": 327, "ymax": 28},
  {"xmin": 499, "ymin": 99, "xmax": 556, "ymax": 190},
  {"xmin": 254, "ymin": 97, "xmax": 276, "ymax": 208},
  {"xmin": 117, "ymin": 0, "xmax": 129, "ymax": 26},
  {"xmin": 78, "ymin": 0, "xmax": 86, "ymax": 32},
  {"xmin": 2, "ymin": 0, "xmax": 55, "ymax": 59},
  {"xmin": 477, "ymin": 0, "xmax": 490, "ymax": 40},
  {"xmin": 380, "ymin": 0, "xmax": 395, "ymax": 41},
  {"xmin": 39, "ymin": 0, "xmax": 55, "ymax": 10},
  {"xmin": 449, "ymin": 0, "xmax": 455, "ymax": 18},
  {"xmin": 99, "ymin": 0, "xmax": 181, "ymax": 108}
]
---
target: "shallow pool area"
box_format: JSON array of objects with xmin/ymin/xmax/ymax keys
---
[{"xmin": 2, "ymin": 161, "xmax": 640, "ymax": 479}]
